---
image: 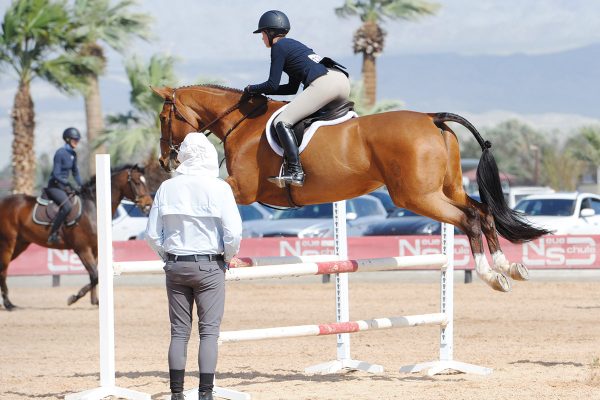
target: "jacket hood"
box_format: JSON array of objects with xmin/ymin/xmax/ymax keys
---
[{"xmin": 175, "ymin": 132, "xmax": 219, "ymax": 177}]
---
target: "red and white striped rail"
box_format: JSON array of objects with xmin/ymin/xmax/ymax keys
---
[
  {"xmin": 220, "ymin": 313, "xmax": 447, "ymax": 343},
  {"xmin": 113, "ymin": 254, "xmax": 448, "ymax": 279}
]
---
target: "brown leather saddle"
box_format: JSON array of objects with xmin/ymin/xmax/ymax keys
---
[
  {"xmin": 32, "ymin": 190, "xmax": 83, "ymax": 226},
  {"xmin": 271, "ymin": 99, "xmax": 355, "ymax": 146}
]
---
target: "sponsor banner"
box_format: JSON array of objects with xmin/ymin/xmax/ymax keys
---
[{"xmin": 8, "ymin": 235, "xmax": 600, "ymax": 276}]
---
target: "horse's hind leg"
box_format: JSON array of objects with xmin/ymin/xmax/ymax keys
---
[
  {"xmin": 69, "ymin": 248, "xmax": 98, "ymax": 306},
  {"xmin": 0, "ymin": 238, "xmax": 21, "ymax": 310},
  {"xmin": 469, "ymin": 199, "xmax": 529, "ymax": 281},
  {"xmin": 402, "ymin": 192, "xmax": 511, "ymax": 292}
]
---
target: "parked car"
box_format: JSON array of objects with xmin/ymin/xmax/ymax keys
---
[
  {"xmin": 242, "ymin": 195, "xmax": 387, "ymax": 238},
  {"xmin": 505, "ymin": 186, "xmax": 555, "ymax": 208},
  {"xmin": 368, "ymin": 189, "xmax": 396, "ymax": 215},
  {"xmin": 113, "ymin": 200, "xmax": 149, "ymax": 241},
  {"xmin": 362, "ymin": 208, "xmax": 462, "ymax": 236},
  {"xmin": 514, "ymin": 192, "xmax": 600, "ymax": 234},
  {"xmin": 238, "ymin": 203, "xmax": 273, "ymax": 222}
]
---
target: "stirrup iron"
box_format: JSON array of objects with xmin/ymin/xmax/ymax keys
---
[{"xmin": 267, "ymin": 164, "xmax": 288, "ymax": 188}]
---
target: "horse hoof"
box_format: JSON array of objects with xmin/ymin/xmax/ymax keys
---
[
  {"xmin": 509, "ymin": 263, "xmax": 529, "ymax": 281},
  {"xmin": 4, "ymin": 303, "xmax": 16, "ymax": 311},
  {"xmin": 490, "ymin": 273, "xmax": 511, "ymax": 292},
  {"xmin": 67, "ymin": 295, "xmax": 78, "ymax": 306}
]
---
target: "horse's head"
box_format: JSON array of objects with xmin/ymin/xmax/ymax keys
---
[
  {"xmin": 151, "ymin": 86, "xmax": 202, "ymax": 172},
  {"xmin": 113, "ymin": 165, "xmax": 154, "ymax": 214}
]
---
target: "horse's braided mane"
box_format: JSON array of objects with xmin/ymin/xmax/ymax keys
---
[
  {"xmin": 178, "ymin": 84, "xmax": 243, "ymax": 94},
  {"xmin": 176, "ymin": 84, "xmax": 278, "ymax": 105}
]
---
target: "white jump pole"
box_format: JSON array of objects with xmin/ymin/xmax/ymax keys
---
[
  {"xmin": 66, "ymin": 154, "xmax": 151, "ymax": 400},
  {"xmin": 306, "ymin": 200, "xmax": 383, "ymax": 374},
  {"xmin": 399, "ymin": 222, "xmax": 492, "ymax": 376}
]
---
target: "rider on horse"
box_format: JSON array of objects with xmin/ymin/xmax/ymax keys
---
[
  {"xmin": 244, "ymin": 10, "xmax": 351, "ymax": 187},
  {"xmin": 46, "ymin": 127, "xmax": 83, "ymax": 244}
]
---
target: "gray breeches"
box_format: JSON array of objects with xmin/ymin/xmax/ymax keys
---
[
  {"xmin": 164, "ymin": 260, "xmax": 226, "ymax": 373},
  {"xmin": 274, "ymin": 69, "xmax": 351, "ymax": 126}
]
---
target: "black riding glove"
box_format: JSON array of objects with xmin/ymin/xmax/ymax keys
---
[{"xmin": 240, "ymin": 85, "xmax": 255, "ymax": 102}]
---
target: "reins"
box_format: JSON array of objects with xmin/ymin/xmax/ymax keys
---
[{"xmin": 161, "ymin": 90, "xmax": 267, "ymax": 165}]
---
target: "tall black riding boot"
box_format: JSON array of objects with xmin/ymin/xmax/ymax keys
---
[
  {"xmin": 268, "ymin": 121, "xmax": 305, "ymax": 187},
  {"xmin": 47, "ymin": 205, "xmax": 70, "ymax": 245}
]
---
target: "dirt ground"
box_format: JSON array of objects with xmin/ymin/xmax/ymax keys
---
[{"xmin": 1, "ymin": 274, "xmax": 599, "ymax": 400}]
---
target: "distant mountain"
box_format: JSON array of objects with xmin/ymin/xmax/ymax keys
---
[
  {"xmin": 194, "ymin": 44, "xmax": 600, "ymax": 119},
  {"xmin": 367, "ymin": 44, "xmax": 600, "ymax": 118}
]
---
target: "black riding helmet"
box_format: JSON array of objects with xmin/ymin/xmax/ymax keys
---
[
  {"xmin": 253, "ymin": 10, "xmax": 290, "ymax": 34},
  {"xmin": 63, "ymin": 127, "xmax": 81, "ymax": 142},
  {"xmin": 254, "ymin": 10, "xmax": 290, "ymax": 46}
]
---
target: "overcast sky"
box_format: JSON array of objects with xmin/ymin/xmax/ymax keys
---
[{"xmin": 1, "ymin": 0, "xmax": 600, "ymax": 168}]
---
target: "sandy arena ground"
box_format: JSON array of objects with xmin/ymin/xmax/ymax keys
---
[{"xmin": 1, "ymin": 272, "xmax": 600, "ymax": 400}]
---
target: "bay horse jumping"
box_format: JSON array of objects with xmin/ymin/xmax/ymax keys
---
[
  {"xmin": 0, "ymin": 165, "xmax": 153, "ymax": 310},
  {"xmin": 151, "ymin": 85, "xmax": 550, "ymax": 292}
]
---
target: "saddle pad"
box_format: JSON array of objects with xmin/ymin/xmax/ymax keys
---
[
  {"xmin": 265, "ymin": 105, "xmax": 358, "ymax": 157},
  {"xmin": 33, "ymin": 196, "xmax": 83, "ymax": 226}
]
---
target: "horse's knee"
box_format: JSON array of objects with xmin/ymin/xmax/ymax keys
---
[{"xmin": 90, "ymin": 273, "xmax": 98, "ymax": 286}]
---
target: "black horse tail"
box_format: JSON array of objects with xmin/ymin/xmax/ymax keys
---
[{"xmin": 433, "ymin": 112, "xmax": 551, "ymax": 243}]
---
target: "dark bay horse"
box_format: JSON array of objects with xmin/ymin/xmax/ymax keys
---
[
  {"xmin": 151, "ymin": 85, "xmax": 550, "ymax": 293},
  {"xmin": 0, "ymin": 165, "xmax": 153, "ymax": 310}
]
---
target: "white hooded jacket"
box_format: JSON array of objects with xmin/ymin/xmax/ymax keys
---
[{"xmin": 145, "ymin": 132, "xmax": 242, "ymax": 262}]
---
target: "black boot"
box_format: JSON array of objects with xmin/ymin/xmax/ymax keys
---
[
  {"xmin": 169, "ymin": 369, "xmax": 185, "ymax": 399},
  {"xmin": 47, "ymin": 205, "xmax": 69, "ymax": 245},
  {"xmin": 268, "ymin": 121, "xmax": 305, "ymax": 187},
  {"xmin": 198, "ymin": 390, "xmax": 214, "ymax": 400}
]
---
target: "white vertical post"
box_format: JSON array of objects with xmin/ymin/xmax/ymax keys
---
[
  {"xmin": 305, "ymin": 201, "xmax": 382, "ymax": 374},
  {"xmin": 66, "ymin": 154, "xmax": 150, "ymax": 400},
  {"xmin": 439, "ymin": 221, "xmax": 454, "ymax": 361},
  {"xmin": 97, "ymin": 154, "xmax": 116, "ymax": 389},
  {"xmin": 399, "ymin": 223, "xmax": 492, "ymax": 376},
  {"xmin": 333, "ymin": 200, "xmax": 350, "ymax": 361}
]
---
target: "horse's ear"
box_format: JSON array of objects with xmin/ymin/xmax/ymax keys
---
[{"xmin": 151, "ymin": 86, "xmax": 174, "ymax": 100}]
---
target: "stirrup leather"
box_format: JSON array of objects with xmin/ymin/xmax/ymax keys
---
[{"xmin": 267, "ymin": 164, "xmax": 288, "ymax": 188}]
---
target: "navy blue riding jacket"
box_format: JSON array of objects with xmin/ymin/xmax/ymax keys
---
[
  {"xmin": 49, "ymin": 144, "xmax": 82, "ymax": 188},
  {"xmin": 248, "ymin": 37, "xmax": 328, "ymax": 95}
]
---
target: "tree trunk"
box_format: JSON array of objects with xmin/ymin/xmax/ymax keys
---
[
  {"xmin": 85, "ymin": 73, "xmax": 105, "ymax": 176},
  {"xmin": 11, "ymin": 79, "xmax": 36, "ymax": 195},
  {"xmin": 362, "ymin": 53, "xmax": 377, "ymax": 109}
]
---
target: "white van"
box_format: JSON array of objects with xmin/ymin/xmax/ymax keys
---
[{"xmin": 506, "ymin": 186, "xmax": 555, "ymax": 208}]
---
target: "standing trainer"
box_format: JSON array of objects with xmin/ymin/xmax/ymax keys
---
[{"xmin": 145, "ymin": 132, "xmax": 242, "ymax": 400}]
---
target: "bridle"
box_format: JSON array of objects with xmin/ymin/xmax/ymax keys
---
[
  {"xmin": 159, "ymin": 89, "xmax": 266, "ymax": 167},
  {"xmin": 118, "ymin": 167, "xmax": 150, "ymax": 211}
]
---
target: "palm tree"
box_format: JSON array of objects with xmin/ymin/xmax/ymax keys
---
[
  {"xmin": 98, "ymin": 54, "xmax": 177, "ymax": 191},
  {"xmin": 565, "ymin": 125, "xmax": 600, "ymax": 191},
  {"xmin": 70, "ymin": 0, "xmax": 152, "ymax": 175},
  {"xmin": 0, "ymin": 0, "xmax": 99, "ymax": 194},
  {"xmin": 335, "ymin": 0, "xmax": 439, "ymax": 108}
]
